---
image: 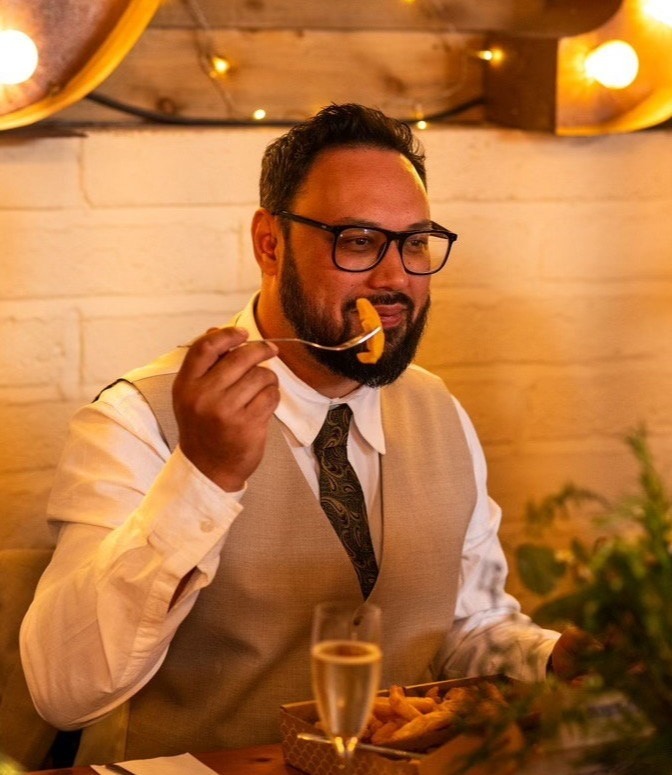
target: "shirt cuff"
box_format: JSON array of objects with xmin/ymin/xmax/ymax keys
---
[{"xmin": 137, "ymin": 446, "xmax": 245, "ymax": 581}]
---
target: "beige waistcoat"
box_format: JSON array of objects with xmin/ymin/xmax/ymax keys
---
[{"xmin": 77, "ymin": 364, "xmax": 476, "ymax": 762}]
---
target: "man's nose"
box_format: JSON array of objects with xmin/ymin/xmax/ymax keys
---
[{"xmin": 368, "ymin": 240, "xmax": 409, "ymax": 288}]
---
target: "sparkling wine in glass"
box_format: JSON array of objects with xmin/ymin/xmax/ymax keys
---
[{"xmin": 310, "ymin": 600, "xmax": 382, "ymax": 764}]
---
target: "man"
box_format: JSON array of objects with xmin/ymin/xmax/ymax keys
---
[{"xmin": 21, "ymin": 104, "xmax": 579, "ymax": 763}]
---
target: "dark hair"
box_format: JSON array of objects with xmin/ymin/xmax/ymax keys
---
[{"xmin": 259, "ymin": 103, "xmax": 427, "ymax": 213}]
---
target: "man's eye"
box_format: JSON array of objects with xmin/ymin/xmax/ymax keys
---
[
  {"xmin": 339, "ymin": 231, "xmax": 379, "ymax": 252},
  {"xmin": 406, "ymin": 235, "xmax": 430, "ymax": 252}
]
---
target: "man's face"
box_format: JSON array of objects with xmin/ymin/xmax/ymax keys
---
[
  {"xmin": 276, "ymin": 146, "xmax": 433, "ymax": 386},
  {"xmin": 280, "ymin": 242, "xmax": 429, "ymax": 386}
]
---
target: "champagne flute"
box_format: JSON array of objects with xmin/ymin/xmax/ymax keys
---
[{"xmin": 310, "ymin": 600, "xmax": 382, "ymax": 766}]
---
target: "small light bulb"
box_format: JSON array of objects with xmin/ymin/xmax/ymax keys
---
[
  {"xmin": 0, "ymin": 29, "xmax": 39, "ymax": 85},
  {"xmin": 643, "ymin": 0, "xmax": 672, "ymax": 26},
  {"xmin": 252, "ymin": 108, "xmax": 266, "ymax": 121},
  {"xmin": 209, "ymin": 54, "xmax": 231, "ymax": 77},
  {"xmin": 584, "ymin": 40, "xmax": 639, "ymax": 89},
  {"xmin": 416, "ymin": 119, "xmax": 428, "ymax": 130},
  {"xmin": 473, "ymin": 47, "xmax": 503, "ymax": 64}
]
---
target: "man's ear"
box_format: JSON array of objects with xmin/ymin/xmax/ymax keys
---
[{"xmin": 251, "ymin": 208, "xmax": 280, "ymax": 276}]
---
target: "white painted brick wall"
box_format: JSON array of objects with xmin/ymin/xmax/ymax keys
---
[{"xmin": 1, "ymin": 125, "xmax": 670, "ymax": 610}]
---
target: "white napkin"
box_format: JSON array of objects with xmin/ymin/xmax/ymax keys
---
[{"xmin": 92, "ymin": 752, "xmax": 219, "ymax": 775}]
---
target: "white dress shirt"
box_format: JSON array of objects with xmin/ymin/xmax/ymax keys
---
[{"xmin": 20, "ymin": 297, "xmax": 559, "ymax": 731}]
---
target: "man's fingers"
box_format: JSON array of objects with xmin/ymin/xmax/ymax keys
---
[
  {"xmin": 177, "ymin": 327, "xmax": 278, "ymax": 385},
  {"xmin": 242, "ymin": 380, "xmax": 281, "ymax": 421},
  {"xmin": 205, "ymin": 340, "xmax": 279, "ymax": 392},
  {"xmin": 178, "ymin": 327, "xmax": 249, "ymax": 380},
  {"xmin": 188, "ymin": 361, "xmax": 278, "ymax": 422},
  {"xmin": 171, "ymin": 325, "xmax": 281, "ymax": 492},
  {"xmin": 228, "ymin": 362, "xmax": 280, "ymax": 415},
  {"xmin": 550, "ymin": 626, "xmax": 602, "ymax": 680}
]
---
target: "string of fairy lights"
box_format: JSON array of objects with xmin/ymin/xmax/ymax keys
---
[
  {"xmin": 171, "ymin": 0, "xmax": 474, "ymax": 126},
  {"xmin": 0, "ymin": 0, "xmax": 671, "ymax": 128},
  {"xmin": 90, "ymin": 0, "xmax": 485, "ymax": 127},
  {"xmin": 169, "ymin": 0, "xmax": 672, "ymax": 127}
]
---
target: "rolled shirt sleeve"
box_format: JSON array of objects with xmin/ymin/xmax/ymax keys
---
[
  {"xmin": 20, "ymin": 382, "xmax": 244, "ymax": 729},
  {"xmin": 437, "ymin": 398, "xmax": 560, "ymax": 682}
]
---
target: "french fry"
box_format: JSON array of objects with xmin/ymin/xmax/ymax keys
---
[
  {"xmin": 363, "ymin": 715, "xmax": 384, "ymax": 739},
  {"xmin": 371, "ymin": 719, "xmax": 406, "ymax": 746},
  {"xmin": 425, "ymin": 685, "xmax": 441, "ymax": 702},
  {"xmin": 386, "ymin": 705, "xmax": 459, "ymax": 744},
  {"xmin": 405, "ymin": 696, "xmax": 438, "ymax": 713},
  {"xmin": 371, "ymin": 698, "xmax": 399, "ymax": 720},
  {"xmin": 359, "ymin": 681, "xmax": 512, "ymax": 753},
  {"xmin": 389, "ymin": 684, "xmax": 423, "ymax": 720}
]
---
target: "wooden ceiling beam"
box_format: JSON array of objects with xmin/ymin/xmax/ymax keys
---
[{"xmin": 152, "ymin": 0, "xmax": 622, "ymax": 35}]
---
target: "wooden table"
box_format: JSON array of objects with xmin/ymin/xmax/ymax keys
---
[
  {"xmin": 28, "ymin": 744, "xmax": 302, "ymax": 775},
  {"xmin": 26, "ymin": 740, "xmax": 621, "ymax": 775}
]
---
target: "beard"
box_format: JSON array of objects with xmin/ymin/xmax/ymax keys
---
[{"xmin": 279, "ymin": 244, "xmax": 430, "ymax": 387}]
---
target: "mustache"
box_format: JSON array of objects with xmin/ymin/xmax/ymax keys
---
[{"xmin": 344, "ymin": 293, "xmax": 414, "ymax": 313}]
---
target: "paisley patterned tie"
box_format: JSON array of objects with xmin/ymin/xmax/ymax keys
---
[{"xmin": 313, "ymin": 403, "xmax": 379, "ymax": 598}]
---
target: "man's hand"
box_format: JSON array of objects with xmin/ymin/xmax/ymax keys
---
[
  {"xmin": 549, "ymin": 625, "xmax": 602, "ymax": 681},
  {"xmin": 172, "ymin": 326, "xmax": 280, "ymax": 492}
]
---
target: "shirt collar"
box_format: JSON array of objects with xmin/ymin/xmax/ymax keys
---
[{"xmin": 233, "ymin": 295, "xmax": 385, "ymax": 454}]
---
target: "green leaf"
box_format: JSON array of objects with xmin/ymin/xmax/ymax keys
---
[
  {"xmin": 569, "ymin": 537, "xmax": 590, "ymax": 565},
  {"xmin": 516, "ymin": 543, "xmax": 567, "ymax": 595},
  {"xmin": 513, "ymin": 428, "xmax": 672, "ymax": 764},
  {"xmin": 533, "ymin": 592, "xmax": 586, "ymax": 627}
]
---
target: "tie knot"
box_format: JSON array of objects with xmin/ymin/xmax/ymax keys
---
[{"xmin": 313, "ymin": 404, "xmax": 352, "ymax": 455}]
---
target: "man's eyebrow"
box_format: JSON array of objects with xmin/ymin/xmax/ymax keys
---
[{"xmin": 335, "ymin": 217, "xmax": 434, "ymax": 230}]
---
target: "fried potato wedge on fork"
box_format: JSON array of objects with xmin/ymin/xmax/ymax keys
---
[{"xmin": 355, "ymin": 298, "xmax": 385, "ymax": 363}]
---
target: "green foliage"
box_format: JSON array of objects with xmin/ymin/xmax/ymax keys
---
[
  {"xmin": 516, "ymin": 427, "xmax": 672, "ymax": 769},
  {"xmin": 516, "ymin": 544, "xmax": 567, "ymax": 595},
  {"xmin": 523, "ymin": 483, "xmax": 610, "ymax": 536}
]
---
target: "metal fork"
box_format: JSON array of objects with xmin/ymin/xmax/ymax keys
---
[
  {"xmin": 252, "ymin": 325, "xmax": 382, "ymax": 351},
  {"xmin": 180, "ymin": 325, "xmax": 381, "ymax": 352}
]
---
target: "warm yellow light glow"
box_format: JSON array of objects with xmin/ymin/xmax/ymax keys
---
[
  {"xmin": 643, "ymin": 0, "xmax": 672, "ymax": 26},
  {"xmin": 476, "ymin": 47, "xmax": 504, "ymax": 65},
  {"xmin": 209, "ymin": 54, "xmax": 231, "ymax": 77},
  {"xmin": 415, "ymin": 119, "xmax": 428, "ymax": 130},
  {"xmin": 584, "ymin": 40, "xmax": 639, "ymax": 89},
  {"xmin": 0, "ymin": 29, "xmax": 39, "ymax": 85},
  {"xmin": 0, "ymin": 0, "xmax": 161, "ymax": 131},
  {"xmin": 252, "ymin": 108, "xmax": 266, "ymax": 120}
]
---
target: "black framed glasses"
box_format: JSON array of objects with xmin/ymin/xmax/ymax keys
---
[{"xmin": 274, "ymin": 210, "xmax": 457, "ymax": 275}]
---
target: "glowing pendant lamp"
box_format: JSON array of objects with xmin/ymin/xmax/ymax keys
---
[{"xmin": 0, "ymin": 0, "xmax": 161, "ymax": 131}]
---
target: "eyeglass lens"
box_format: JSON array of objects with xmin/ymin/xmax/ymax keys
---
[{"xmin": 334, "ymin": 228, "xmax": 451, "ymax": 274}]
